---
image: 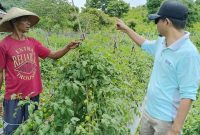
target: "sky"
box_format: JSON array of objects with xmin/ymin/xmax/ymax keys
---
[{"xmin": 72, "ymin": 0, "xmax": 147, "ymax": 8}]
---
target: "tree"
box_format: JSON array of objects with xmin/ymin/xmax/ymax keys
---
[
  {"xmin": 0, "ymin": 0, "xmax": 27, "ymax": 10},
  {"xmin": 73, "ymin": 8, "xmax": 113, "ymax": 32},
  {"xmin": 147, "ymin": 0, "xmax": 164, "ymax": 14},
  {"xmin": 85, "ymin": 0, "xmax": 129, "ymax": 17},
  {"xmin": 24, "ymin": 0, "xmax": 75, "ymax": 31},
  {"xmin": 195, "ymin": 0, "xmax": 200, "ymax": 5},
  {"xmin": 85, "ymin": 0, "xmax": 111, "ymax": 12},
  {"xmin": 179, "ymin": 0, "xmax": 200, "ymax": 26},
  {"xmin": 107, "ymin": 0, "xmax": 129, "ymax": 17},
  {"xmin": 0, "ymin": 0, "xmax": 77, "ymax": 31}
]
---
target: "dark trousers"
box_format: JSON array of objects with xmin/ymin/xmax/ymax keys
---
[{"xmin": 3, "ymin": 95, "xmax": 39, "ymax": 135}]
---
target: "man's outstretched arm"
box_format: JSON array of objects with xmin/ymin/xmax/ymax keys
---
[{"xmin": 116, "ymin": 19, "xmax": 145, "ymax": 46}]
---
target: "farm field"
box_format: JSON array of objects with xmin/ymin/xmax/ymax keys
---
[{"xmin": 0, "ymin": 0, "xmax": 200, "ymax": 135}]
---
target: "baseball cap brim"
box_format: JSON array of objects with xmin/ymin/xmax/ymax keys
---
[{"xmin": 148, "ymin": 14, "xmax": 161, "ymax": 20}]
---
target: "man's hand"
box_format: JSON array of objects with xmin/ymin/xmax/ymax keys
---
[
  {"xmin": 166, "ymin": 128, "xmax": 180, "ymax": 135},
  {"xmin": 116, "ymin": 19, "xmax": 145, "ymax": 46},
  {"xmin": 67, "ymin": 41, "xmax": 81, "ymax": 49},
  {"xmin": 166, "ymin": 99, "xmax": 192, "ymax": 135},
  {"xmin": 116, "ymin": 19, "xmax": 130, "ymax": 33},
  {"xmin": 48, "ymin": 41, "xmax": 81, "ymax": 60}
]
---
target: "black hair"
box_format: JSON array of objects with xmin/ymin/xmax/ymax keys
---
[
  {"xmin": 155, "ymin": 16, "xmax": 187, "ymax": 30},
  {"xmin": 168, "ymin": 18, "xmax": 187, "ymax": 30},
  {"xmin": 0, "ymin": 3, "xmax": 6, "ymax": 12},
  {"xmin": 154, "ymin": 17, "xmax": 166, "ymax": 24}
]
